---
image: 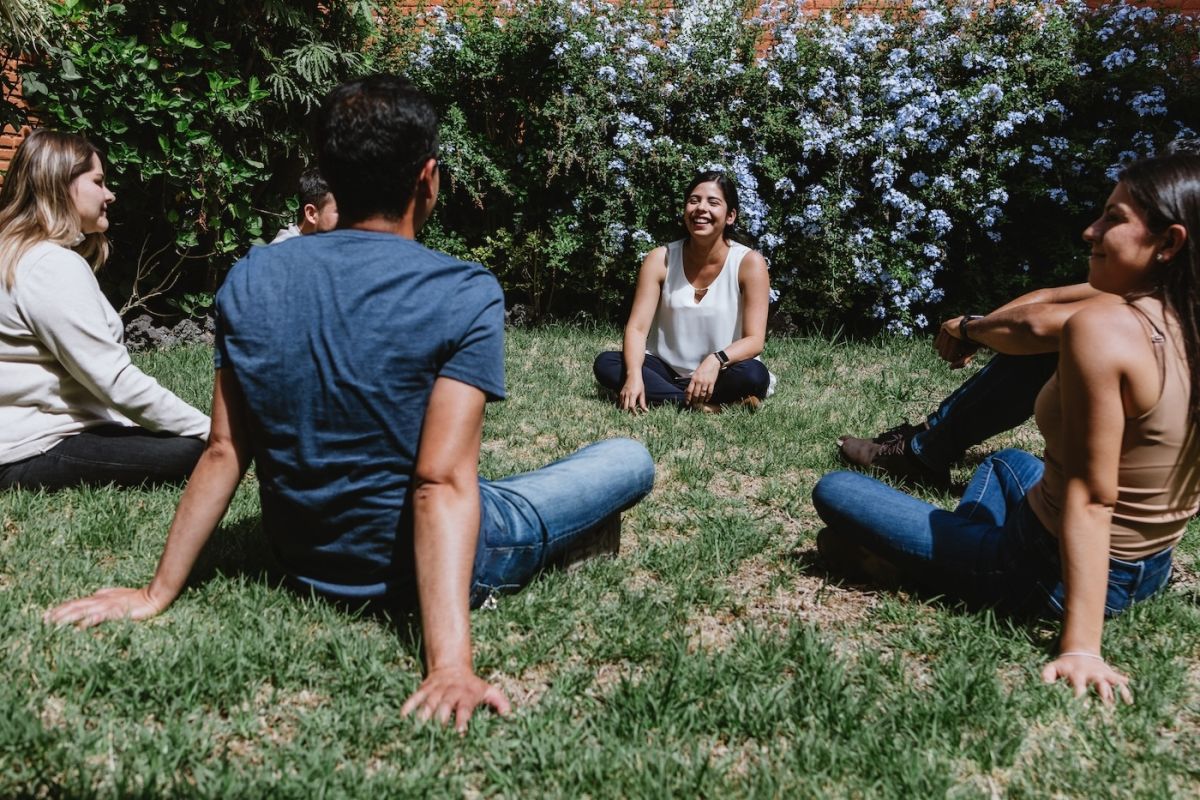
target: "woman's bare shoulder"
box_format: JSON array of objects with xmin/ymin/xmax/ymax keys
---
[{"xmin": 1062, "ymin": 300, "xmax": 1156, "ymax": 367}]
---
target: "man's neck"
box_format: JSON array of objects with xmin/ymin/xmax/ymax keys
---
[{"xmin": 346, "ymin": 215, "xmax": 419, "ymax": 239}]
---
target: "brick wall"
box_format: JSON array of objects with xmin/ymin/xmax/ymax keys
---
[{"xmin": 1, "ymin": 56, "xmax": 30, "ymax": 176}]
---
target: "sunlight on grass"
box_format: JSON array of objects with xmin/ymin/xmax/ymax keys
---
[{"xmin": 2, "ymin": 333, "xmax": 1198, "ymax": 797}]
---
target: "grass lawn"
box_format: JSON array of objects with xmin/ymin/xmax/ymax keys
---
[{"xmin": 3, "ymin": 327, "xmax": 1198, "ymax": 798}]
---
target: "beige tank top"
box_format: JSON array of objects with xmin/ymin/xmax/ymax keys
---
[{"xmin": 1027, "ymin": 296, "xmax": 1200, "ymax": 560}]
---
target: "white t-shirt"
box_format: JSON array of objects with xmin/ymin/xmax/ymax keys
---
[{"xmin": 0, "ymin": 242, "xmax": 210, "ymax": 464}]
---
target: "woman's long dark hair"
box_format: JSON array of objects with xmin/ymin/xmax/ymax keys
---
[
  {"xmin": 1121, "ymin": 151, "xmax": 1200, "ymax": 427},
  {"xmin": 682, "ymin": 171, "xmax": 740, "ymax": 243}
]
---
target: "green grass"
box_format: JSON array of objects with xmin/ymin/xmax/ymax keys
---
[{"xmin": 3, "ymin": 328, "xmax": 1198, "ymax": 798}]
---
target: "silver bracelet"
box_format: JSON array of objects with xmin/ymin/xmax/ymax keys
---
[{"xmin": 1059, "ymin": 651, "xmax": 1105, "ymax": 662}]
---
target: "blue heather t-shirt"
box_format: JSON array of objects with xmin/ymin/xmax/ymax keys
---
[{"xmin": 214, "ymin": 230, "xmax": 505, "ymax": 599}]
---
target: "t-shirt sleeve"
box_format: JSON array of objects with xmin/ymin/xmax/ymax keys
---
[{"xmin": 438, "ymin": 269, "xmax": 506, "ymax": 401}]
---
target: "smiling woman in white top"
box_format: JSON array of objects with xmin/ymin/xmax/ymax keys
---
[
  {"xmin": 0, "ymin": 129, "xmax": 209, "ymax": 490},
  {"xmin": 593, "ymin": 171, "xmax": 772, "ymax": 412}
]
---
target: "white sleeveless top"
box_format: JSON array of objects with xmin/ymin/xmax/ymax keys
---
[{"xmin": 647, "ymin": 239, "xmax": 750, "ymax": 378}]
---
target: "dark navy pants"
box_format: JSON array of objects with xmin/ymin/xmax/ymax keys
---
[
  {"xmin": 910, "ymin": 353, "xmax": 1059, "ymax": 471},
  {"xmin": 593, "ymin": 351, "xmax": 769, "ymax": 406}
]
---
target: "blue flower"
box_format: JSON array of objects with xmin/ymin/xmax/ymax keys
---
[
  {"xmin": 1102, "ymin": 48, "xmax": 1137, "ymax": 71},
  {"xmin": 929, "ymin": 209, "xmax": 952, "ymax": 236},
  {"xmin": 976, "ymin": 83, "xmax": 1003, "ymax": 104},
  {"xmin": 1131, "ymin": 86, "xmax": 1168, "ymax": 117}
]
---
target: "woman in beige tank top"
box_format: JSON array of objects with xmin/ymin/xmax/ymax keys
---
[{"xmin": 813, "ymin": 151, "xmax": 1200, "ymax": 705}]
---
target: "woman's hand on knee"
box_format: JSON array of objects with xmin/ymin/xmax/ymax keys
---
[
  {"xmin": 44, "ymin": 586, "xmax": 167, "ymax": 628},
  {"xmin": 618, "ymin": 378, "xmax": 648, "ymax": 414},
  {"xmin": 1041, "ymin": 652, "xmax": 1133, "ymax": 706},
  {"xmin": 685, "ymin": 355, "xmax": 722, "ymax": 406}
]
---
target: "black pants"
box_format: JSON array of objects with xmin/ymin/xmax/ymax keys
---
[
  {"xmin": 0, "ymin": 425, "xmax": 205, "ymax": 491},
  {"xmin": 593, "ymin": 351, "xmax": 770, "ymax": 406}
]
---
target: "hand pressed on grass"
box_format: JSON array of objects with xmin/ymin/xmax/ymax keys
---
[
  {"xmin": 618, "ymin": 376, "xmax": 648, "ymax": 414},
  {"xmin": 1041, "ymin": 653, "xmax": 1133, "ymax": 706},
  {"xmin": 401, "ymin": 666, "xmax": 512, "ymax": 734},
  {"xmin": 44, "ymin": 586, "xmax": 167, "ymax": 628}
]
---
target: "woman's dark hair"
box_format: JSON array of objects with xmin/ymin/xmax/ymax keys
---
[
  {"xmin": 1121, "ymin": 151, "xmax": 1200, "ymax": 426},
  {"xmin": 682, "ymin": 171, "xmax": 740, "ymax": 243}
]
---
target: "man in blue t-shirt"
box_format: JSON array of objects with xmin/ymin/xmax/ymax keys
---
[{"xmin": 49, "ymin": 74, "xmax": 655, "ymax": 733}]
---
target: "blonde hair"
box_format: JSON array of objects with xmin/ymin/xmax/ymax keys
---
[{"xmin": 0, "ymin": 129, "xmax": 110, "ymax": 290}]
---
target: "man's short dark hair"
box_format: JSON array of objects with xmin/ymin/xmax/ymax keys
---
[
  {"xmin": 299, "ymin": 166, "xmax": 332, "ymax": 209},
  {"xmin": 316, "ymin": 74, "xmax": 438, "ymax": 225}
]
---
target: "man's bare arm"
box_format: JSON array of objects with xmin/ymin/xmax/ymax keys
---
[
  {"xmin": 400, "ymin": 376, "xmax": 511, "ymax": 733},
  {"xmin": 935, "ymin": 284, "xmax": 1122, "ymax": 364}
]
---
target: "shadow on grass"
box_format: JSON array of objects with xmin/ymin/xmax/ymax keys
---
[
  {"xmin": 188, "ymin": 515, "xmax": 423, "ymax": 649},
  {"xmin": 792, "ymin": 530, "xmax": 1061, "ymax": 649}
]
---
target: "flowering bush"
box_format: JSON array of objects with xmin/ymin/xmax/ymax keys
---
[{"xmin": 374, "ymin": 0, "xmax": 1200, "ymax": 330}]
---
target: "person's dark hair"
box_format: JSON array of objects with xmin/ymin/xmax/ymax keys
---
[
  {"xmin": 1120, "ymin": 151, "xmax": 1200, "ymax": 427},
  {"xmin": 316, "ymin": 74, "xmax": 438, "ymax": 225},
  {"xmin": 298, "ymin": 166, "xmax": 332, "ymax": 210},
  {"xmin": 682, "ymin": 171, "xmax": 740, "ymax": 242}
]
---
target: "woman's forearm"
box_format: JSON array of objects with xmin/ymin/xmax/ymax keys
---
[
  {"xmin": 720, "ymin": 334, "xmax": 764, "ymax": 364},
  {"xmin": 622, "ymin": 328, "xmax": 648, "ymax": 377},
  {"xmin": 1056, "ymin": 488, "xmax": 1115, "ymax": 655}
]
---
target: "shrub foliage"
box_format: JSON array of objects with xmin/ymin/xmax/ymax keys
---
[
  {"xmin": 376, "ymin": 0, "xmax": 1200, "ymax": 330},
  {"xmin": 19, "ymin": 0, "xmax": 372, "ymax": 310},
  {"xmin": 13, "ymin": 0, "xmax": 1200, "ymax": 329}
]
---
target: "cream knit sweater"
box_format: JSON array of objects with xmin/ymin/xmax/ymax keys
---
[{"xmin": 0, "ymin": 242, "xmax": 210, "ymax": 464}]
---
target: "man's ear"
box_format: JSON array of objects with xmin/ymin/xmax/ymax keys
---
[
  {"xmin": 302, "ymin": 203, "xmax": 320, "ymax": 226},
  {"xmin": 416, "ymin": 157, "xmax": 438, "ymax": 198}
]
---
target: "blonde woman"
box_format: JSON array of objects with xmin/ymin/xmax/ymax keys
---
[{"xmin": 0, "ymin": 129, "xmax": 209, "ymax": 490}]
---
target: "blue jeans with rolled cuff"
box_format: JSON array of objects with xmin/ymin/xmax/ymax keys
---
[
  {"xmin": 812, "ymin": 448, "xmax": 1173, "ymax": 617},
  {"xmin": 909, "ymin": 353, "xmax": 1058, "ymax": 472},
  {"xmin": 470, "ymin": 437, "xmax": 655, "ymax": 607},
  {"xmin": 592, "ymin": 350, "xmax": 769, "ymax": 406}
]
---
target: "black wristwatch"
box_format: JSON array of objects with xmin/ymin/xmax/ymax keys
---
[
  {"xmin": 958, "ymin": 315, "xmax": 985, "ymax": 345},
  {"xmin": 713, "ymin": 350, "xmax": 730, "ymax": 368}
]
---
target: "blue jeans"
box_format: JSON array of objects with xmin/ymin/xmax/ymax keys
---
[
  {"xmin": 909, "ymin": 353, "xmax": 1058, "ymax": 471},
  {"xmin": 470, "ymin": 438, "xmax": 655, "ymax": 606},
  {"xmin": 593, "ymin": 351, "xmax": 770, "ymax": 406},
  {"xmin": 812, "ymin": 449, "xmax": 1174, "ymax": 617}
]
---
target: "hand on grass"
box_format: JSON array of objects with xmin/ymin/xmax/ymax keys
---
[
  {"xmin": 685, "ymin": 355, "xmax": 722, "ymax": 406},
  {"xmin": 1041, "ymin": 653, "xmax": 1133, "ymax": 706},
  {"xmin": 44, "ymin": 587, "xmax": 167, "ymax": 628},
  {"xmin": 618, "ymin": 377, "xmax": 648, "ymax": 414},
  {"xmin": 401, "ymin": 666, "xmax": 512, "ymax": 734}
]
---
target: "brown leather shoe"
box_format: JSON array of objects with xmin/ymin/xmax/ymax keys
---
[{"xmin": 837, "ymin": 422, "xmax": 950, "ymax": 489}]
